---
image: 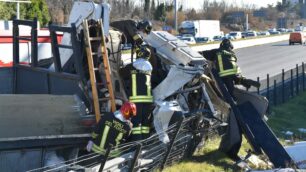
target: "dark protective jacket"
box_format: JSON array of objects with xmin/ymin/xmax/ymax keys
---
[
  {"xmin": 110, "ymin": 20, "xmax": 141, "ymax": 45},
  {"xmin": 201, "ymin": 48, "xmax": 241, "ymax": 77},
  {"xmin": 129, "ymin": 65, "xmax": 153, "ymax": 103},
  {"xmin": 91, "ymin": 112, "xmax": 131, "ymax": 154}
]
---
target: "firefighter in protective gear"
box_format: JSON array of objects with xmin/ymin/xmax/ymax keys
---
[
  {"xmin": 125, "ymin": 46, "xmax": 154, "ymax": 141},
  {"xmin": 110, "ymin": 19, "xmax": 152, "ymax": 48},
  {"xmin": 200, "ymin": 39, "xmax": 260, "ymax": 162},
  {"xmin": 200, "ymin": 39, "xmax": 260, "ymax": 97},
  {"xmin": 86, "ymin": 102, "xmax": 136, "ymax": 154}
]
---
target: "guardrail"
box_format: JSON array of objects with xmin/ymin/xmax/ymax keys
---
[
  {"xmin": 121, "ymin": 34, "xmax": 290, "ymax": 64},
  {"xmin": 191, "ymin": 34, "xmax": 289, "ymax": 52}
]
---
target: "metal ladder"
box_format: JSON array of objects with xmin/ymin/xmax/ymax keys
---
[{"xmin": 82, "ymin": 19, "xmax": 116, "ymax": 122}]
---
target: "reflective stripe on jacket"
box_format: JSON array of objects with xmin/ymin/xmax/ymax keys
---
[
  {"xmin": 216, "ymin": 50, "xmax": 241, "ymax": 77},
  {"xmin": 129, "ymin": 69, "xmax": 153, "ymax": 103},
  {"xmin": 91, "ymin": 113, "xmax": 131, "ymax": 155},
  {"xmin": 131, "ymin": 126, "xmax": 150, "ymax": 134}
]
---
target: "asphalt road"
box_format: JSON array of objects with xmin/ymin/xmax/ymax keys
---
[{"xmin": 235, "ymin": 40, "xmax": 306, "ymax": 80}]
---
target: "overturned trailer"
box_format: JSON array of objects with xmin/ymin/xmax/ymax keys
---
[
  {"xmin": 0, "ymin": 19, "xmax": 227, "ymax": 171},
  {"xmin": 0, "ymin": 1, "xmax": 304, "ymax": 171},
  {"xmin": 0, "ymin": 19, "xmax": 91, "ymax": 171}
]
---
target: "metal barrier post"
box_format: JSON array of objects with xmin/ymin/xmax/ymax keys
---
[
  {"xmin": 282, "ymin": 69, "xmax": 285, "ymax": 103},
  {"xmin": 13, "ymin": 19, "xmax": 20, "ymax": 66},
  {"xmin": 267, "ymin": 74, "xmax": 270, "ymax": 101},
  {"xmin": 274, "ymin": 80, "xmax": 277, "ymax": 106},
  {"xmin": 303, "ymin": 62, "xmax": 305, "ymax": 91},
  {"xmin": 257, "ymin": 77, "xmax": 260, "ymax": 94},
  {"xmin": 71, "ymin": 23, "xmax": 85, "ymax": 79},
  {"xmin": 267, "ymin": 74, "xmax": 270, "ymax": 113},
  {"xmin": 12, "ymin": 19, "xmax": 19, "ymax": 94},
  {"xmin": 98, "ymin": 146, "xmax": 112, "ymax": 172},
  {"xmin": 128, "ymin": 143, "xmax": 142, "ymax": 172},
  {"xmin": 160, "ymin": 117, "xmax": 184, "ymax": 171},
  {"xmin": 49, "ymin": 24, "xmax": 62, "ymax": 72},
  {"xmin": 296, "ymin": 64, "xmax": 299, "ymax": 95},
  {"xmin": 31, "ymin": 18, "xmax": 38, "ymax": 67},
  {"xmin": 291, "ymin": 69, "xmax": 293, "ymax": 97}
]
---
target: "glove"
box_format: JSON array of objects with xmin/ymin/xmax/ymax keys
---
[
  {"xmin": 241, "ymin": 78, "xmax": 261, "ymax": 88},
  {"xmin": 241, "ymin": 80, "xmax": 251, "ymax": 89},
  {"xmin": 86, "ymin": 140, "xmax": 94, "ymax": 152}
]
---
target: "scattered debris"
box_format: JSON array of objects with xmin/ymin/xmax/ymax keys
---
[{"xmin": 246, "ymin": 155, "xmax": 273, "ymax": 170}]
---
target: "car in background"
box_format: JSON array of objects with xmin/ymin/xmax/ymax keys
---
[
  {"xmin": 258, "ymin": 31, "xmax": 270, "ymax": 36},
  {"xmin": 229, "ymin": 31, "xmax": 242, "ymax": 39},
  {"xmin": 195, "ymin": 37, "xmax": 212, "ymax": 43},
  {"xmin": 213, "ymin": 35, "xmax": 223, "ymax": 41},
  {"xmin": 179, "ymin": 36, "xmax": 197, "ymax": 45},
  {"xmin": 268, "ymin": 28, "xmax": 277, "ymax": 33},
  {"xmin": 270, "ymin": 31, "xmax": 281, "ymax": 35},
  {"xmin": 277, "ymin": 28, "xmax": 287, "ymax": 33},
  {"xmin": 246, "ymin": 31, "xmax": 257, "ymax": 37},
  {"xmin": 222, "ymin": 34, "xmax": 235, "ymax": 40},
  {"xmin": 289, "ymin": 32, "xmax": 305, "ymax": 45},
  {"xmin": 294, "ymin": 26, "xmax": 306, "ymax": 32},
  {"xmin": 241, "ymin": 31, "xmax": 248, "ymax": 38},
  {"xmin": 287, "ymin": 28, "xmax": 294, "ymax": 33}
]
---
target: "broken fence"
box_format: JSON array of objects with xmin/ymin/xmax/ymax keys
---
[{"xmin": 27, "ymin": 115, "xmax": 204, "ymax": 171}]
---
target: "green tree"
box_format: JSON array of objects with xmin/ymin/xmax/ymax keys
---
[
  {"xmin": 144, "ymin": 0, "xmax": 150, "ymax": 13},
  {"xmin": 24, "ymin": 0, "xmax": 50, "ymax": 27},
  {"xmin": 178, "ymin": 5, "xmax": 183, "ymax": 12},
  {"xmin": 186, "ymin": 8, "xmax": 198, "ymax": 20},
  {"xmin": 0, "ymin": 2, "xmax": 16, "ymax": 20},
  {"xmin": 154, "ymin": 3, "xmax": 166, "ymax": 21},
  {"xmin": 150, "ymin": 0, "xmax": 155, "ymax": 18},
  {"xmin": 276, "ymin": 1, "xmax": 291, "ymax": 12}
]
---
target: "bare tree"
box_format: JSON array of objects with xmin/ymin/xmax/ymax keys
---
[
  {"xmin": 108, "ymin": 0, "xmax": 136, "ymax": 21},
  {"xmin": 186, "ymin": 8, "xmax": 200, "ymax": 20}
]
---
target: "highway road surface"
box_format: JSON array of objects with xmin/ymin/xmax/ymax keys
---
[{"xmin": 235, "ymin": 40, "xmax": 306, "ymax": 80}]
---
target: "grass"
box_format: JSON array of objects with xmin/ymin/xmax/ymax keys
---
[
  {"xmin": 164, "ymin": 91, "xmax": 306, "ymax": 172},
  {"xmin": 163, "ymin": 137, "xmax": 252, "ymax": 172},
  {"xmin": 268, "ymin": 91, "xmax": 306, "ymax": 139}
]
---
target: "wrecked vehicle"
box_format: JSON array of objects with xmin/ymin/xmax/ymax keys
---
[{"xmin": 0, "ymin": 1, "xmax": 305, "ymax": 171}]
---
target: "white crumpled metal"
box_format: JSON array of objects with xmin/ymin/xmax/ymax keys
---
[{"xmin": 153, "ymin": 101, "xmax": 181, "ymax": 143}]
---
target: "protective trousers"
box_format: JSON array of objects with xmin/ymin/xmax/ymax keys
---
[
  {"xmin": 130, "ymin": 103, "xmax": 153, "ymax": 141},
  {"xmin": 221, "ymin": 76, "xmax": 235, "ymax": 98}
]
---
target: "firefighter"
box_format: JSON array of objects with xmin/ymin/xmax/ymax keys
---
[
  {"xmin": 110, "ymin": 19, "xmax": 153, "ymax": 48},
  {"xmin": 111, "ymin": 19, "xmax": 154, "ymax": 141},
  {"xmin": 127, "ymin": 46, "xmax": 154, "ymax": 141},
  {"xmin": 200, "ymin": 38, "xmax": 260, "ymax": 97},
  {"xmin": 86, "ymin": 101, "xmax": 136, "ymax": 154},
  {"xmin": 201, "ymin": 39, "xmax": 260, "ymax": 162}
]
